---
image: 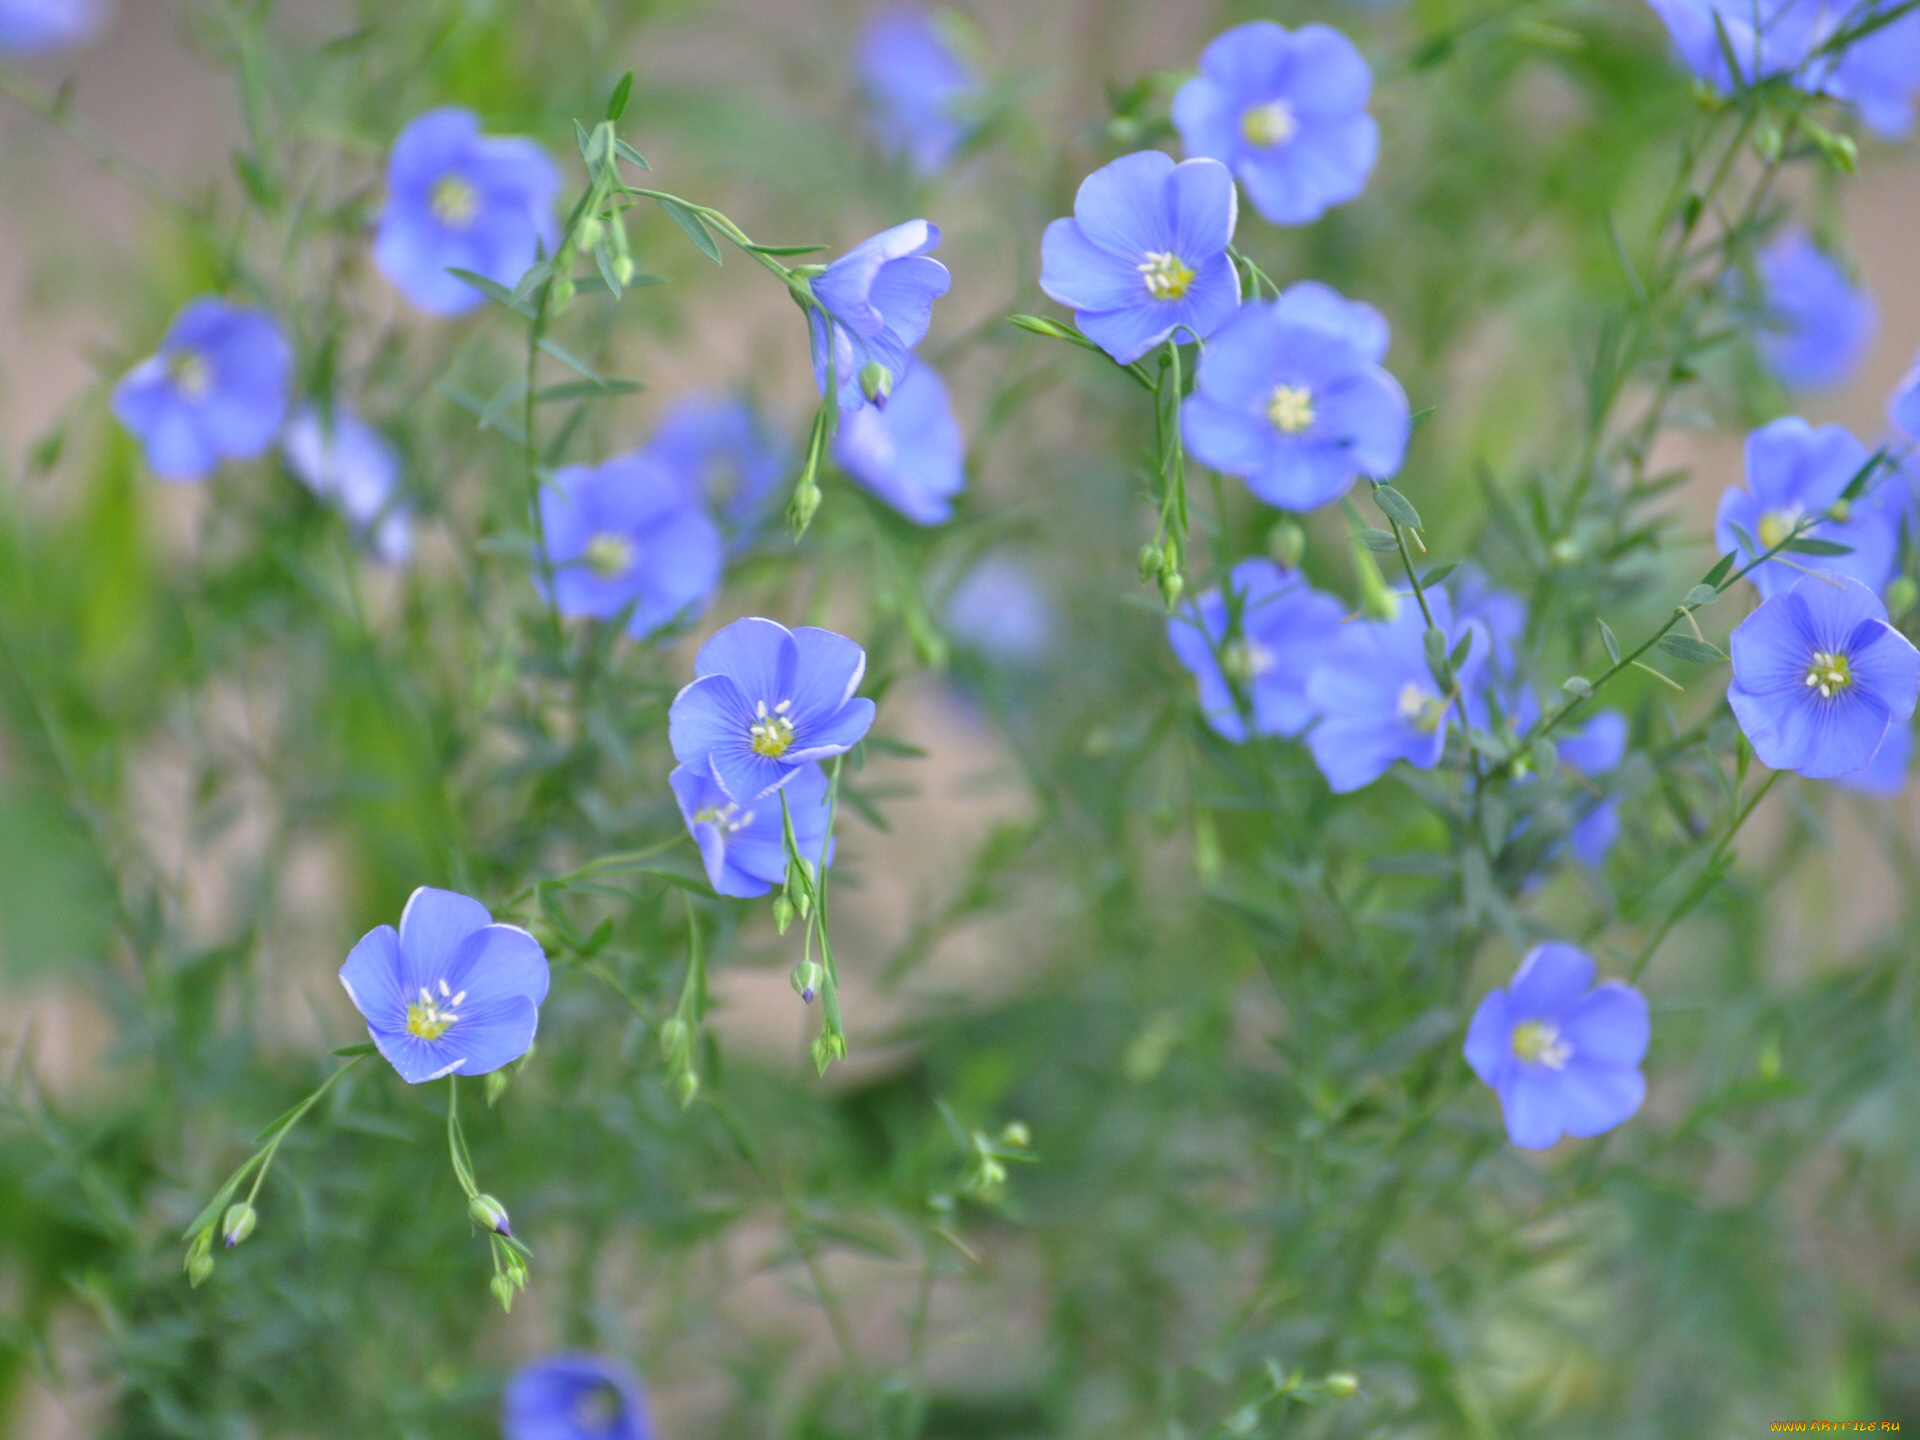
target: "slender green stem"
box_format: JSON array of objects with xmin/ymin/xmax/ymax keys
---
[{"xmin": 1628, "ymin": 767, "xmax": 1782, "ymax": 982}]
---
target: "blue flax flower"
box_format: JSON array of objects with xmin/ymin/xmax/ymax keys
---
[
  {"xmin": 1450, "ymin": 564, "xmax": 1528, "ymax": 684},
  {"xmin": 1755, "ymin": 229, "xmax": 1875, "ymax": 392},
  {"xmin": 1557, "ymin": 710, "xmax": 1629, "ymax": 868},
  {"xmin": 1166, "ymin": 558, "xmax": 1345, "ymax": 741},
  {"xmin": 669, "ymin": 618, "xmax": 877, "ymax": 802},
  {"xmin": 1715, "ymin": 416, "xmax": 1898, "ymax": 599},
  {"xmin": 1039, "ymin": 150, "xmax": 1239, "ymax": 365},
  {"xmin": 1182, "ymin": 281, "xmax": 1410, "ymax": 511},
  {"xmin": 946, "ymin": 552, "xmax": 1056, "ymax": 665},
  {"xmin": 282, "ymin": 404, "xmax": 411, "ymax": 564},
  {"xmin": 340, "ymin": 887, "xmax": 550, "ymax": 1085},
  {"xmin": 1728, "ymin": 572, "xmax": 1920, "ymax": 779},
  {"xmin": 643, "ymin": 393, "xmax": 784, "ymax": 545},
  {"xmin": 832, "ymin": 362, "xmax": 965, "ymax": 524},
  {"xmin": 374, "ymin": 107, "xmax": 560, "ymax": 317},
  {"xmin": 504, "ymin": 1354, "xmax": 650, "ymax": 1440},
  {"xmin": 809, "ymin": 219, "xmax": 951, "ymax": 410},
  {"xmin": 1465, "ymin": 943, "xmax": 1649, "ymax": 1150},
  {"xmin": 857, "ymin": 6, "xmax": 979, "ymax": 175},
  {"xmin": 671, "ymin": 761, "xmax": 831, "ymax": 899},
  {"xmin": 1304, "ymin": 592, "xmax": 1488, "ymax": 793},
  {"xmin": 1647, "ymin": 0, "xmax": 1920, "ymax": 137},
  {"xmin": 0, "ymin": 0, "xmax": 102, "ymax": 53},
  {"xmin": 1171, "ymin": 21, "xmax": 1378, "ymax": 226},
  {"xmin": 111, "ymin": 298, "xmax": 291, "ymax": 481},
  {"xmin": 536, "ymin": 453, "xmax": 723, "ymax": 639},
  {"xmin": 1889, "ymin": 351, "xmax": 1920, "ymax": 440},
  {"xmin": 1836, "ymin": 715, "xmax": 1912, "ymax": 796}
]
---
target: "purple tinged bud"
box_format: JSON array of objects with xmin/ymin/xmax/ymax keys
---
[
  {"xmin": 469, "ymin": 1194, "xmax": 512, "ymax": 1237},
  {"xmin": 222, "ymin": 1202, "xmax": 257, "ymax": 1249}
]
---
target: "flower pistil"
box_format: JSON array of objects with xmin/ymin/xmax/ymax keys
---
[
  {"xmin": 170, "ymin": 350, "xmax": 213, "ymax": 401},
  {"xmin": 406, "ymin": 978, "xmax": 466, "ymax": 1041},
  {"xmin": 584, "ymin": 532, "xmax": 635, "ymax": 579},
  {"xmin": 1395, "ymin": 680, "xmax": 1448, "ymax": 733},
  {"xmin": 1240, "ymin": 100, "xmax": 1297, "ymax": 148},
  {"xmin": 1804, "ymin": 649, "xmax": 1853, "ymax": 699},
  {"xmin": 431, "ymin": 174, "xmax": 480, "ymax": 228},
  {"xmin": 749, "ymin": 699, "xmax": 796, "ymax": 757},
  {"xmin": 1137, "ymin": 251, "xmax": 1196, "ymax": 302},
  {"xmin": 1511, "ymin": 1019, "xmax": 1572, "ymax": 1070},
  {"xmin": 1266, "ymin": 384, "xmax": 1314, "ymax": 434}
]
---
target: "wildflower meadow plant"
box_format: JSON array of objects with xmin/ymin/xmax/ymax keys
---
[{"xmin": 16, "ymin": 2, "xmax": 1920, "ymax": 1435}]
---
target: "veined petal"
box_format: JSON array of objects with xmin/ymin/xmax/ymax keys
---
[
  {"xmin": 669, "ymin": 673, "xmax": 757, "ymax": 770},
  {"xmin": 694, "ymin": 618, "xmax": 799, "ymax": 698},
  {"xmin": 397, "ymin": 887, "xmax": 493, "ymax": 990},
  {"xmin": 1561, "ymin": 982, "xmax": 1649, "ymax": 1067},
  {"xmin": 339, "ymin": 925, "xmax": 405, "ymax": 1027},
  {"xmin": 1508, "ymin": 942, "xmax": 1596, "ymax": 1019},
  {"xmin": 445, "ymin": 923, "xmax": 550, "ymax": 1008},
  {"xmin": 1071, "ymin": 150, "xmax": 1178, "ymax": 258}
]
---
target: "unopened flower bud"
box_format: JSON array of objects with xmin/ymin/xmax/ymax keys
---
[
  {"xmin": 1828, "ymin": 497, "xmax": 1852, "ymax": 523},
  {"xmin": 549, "ymin": 275, "xmax": 576, "ymax": 312},
  {"xmin": 659, "ymin": 1017, "xmax": 692, "ymax": 1063},
  {"xmin": 772, "ymin": 893, "xmax": 796, "ymax": 934},
  {"xmin": 1886, "ymin": 575, "xmax": 1918, "ymax": 617},
  {"xmin": 1267, "ymin": 517, "xmax": 1306, "ymax": 570},
  {"xmin": 222, "ymin": 1202, "xmax": 257, "ymax": 1249},
  {"xmin": 674, "ymin": 1068, "xmax": 700, "ymax": 1107},
  {"xmin": 859, "ymin": 361, "xmax": 894, "ymax": 408},
  {"xmin": 791, "ymin": 959, "xmax": 823, "ymax": 1005},
  {"xmin": 1159, "ymin": 570, "xmax": 1184, "ymax": 607},
  {"xmin": 491, "ymin": 1273, "xmax": 517, "ymax": 1312},
  {"xmin": 1324, "ymin": 1372, "xmax": 1359, "ymax": 1398},
  {"xmin": 1138, "ymin": 544, "xmax": 1164, "ymax": 583},
  {"xmin": 611, "ymin": 253, "xmax": 636, "ymax": 287},
  {"xmin": 1000, "ymin": 1121, "xmax": 1030, "ymax": 1148},
  {"xmin": 187, "ymin": 1252, "xmax": 215, "ymax": 1287},
  {"xmin": 468, "ymin": 1194, "xmax": 512, "ymax": 1237},
  {"xmin": 789, "ymin": 480, "xmax": 822, "ymax": 534},
  {"xmin": 577, "ymin": 215, "xmax": 605, "ymax": 251}
]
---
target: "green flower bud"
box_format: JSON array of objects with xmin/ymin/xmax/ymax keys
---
[
  {"xmin": 659, "ymin": 1017, "xmax": 692, "ymax": 1063},
  {"xmin": 1000, "ymin": 1121, "xmax": 1030, "ymax": 1148},
  {"xmin": 1267, "ymin": 517, "xmax": 1307, "ymax": 570},
  {"xmin": 1138, "ymin": 544, "xmax": 1164, "ymax": 583},
  {"xmin": 187, "ymin": 1252, "xmax": 215, "ymax": 1287},
  {"xmin": 550, "ymin": 275, "xmax": 576, "ymax": 313},
  {"xmin": 222, "ymin": 1201, "xmax": 257, "ymax": 1249},
  {"xmin": 674, "ymin": 1068, "xmax": 699, "ymax": 1108},
  {"xmin": 577, "ymin": 215, "xmax": 605, "ymax": 252},
  {"xmin": 468, "ymin": 1194, "xmax": 512, "ymax": 1237},
  {"xmin": 1886, "ymin": 575, "xmax": 1918, "ymax": 617},
  {"xmin": 1324, "ymin": 1372, "xmax": 1359, "ymax": 1398},
  {"xmin": 772, "ymin": 893, "xmax": 796, "ymax": 934},
  {"xmin": 491, "ymin": 1273, "xmax": 517, "ymax": 1313},
  {"xmin": 790, "ymin": 959, "xmax": 823, "ymax": 1005},
  {"xmin": 612, "ymin": 253, "xmax": 636, "ymax": 287},
  {"xmin": 859, "ymin": 361, "xmax": 894, "ymax": 407}
]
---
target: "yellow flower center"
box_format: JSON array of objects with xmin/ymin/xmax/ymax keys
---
[
  {"xmin": 749, "ymin": 700, "xmax": 795, "ymax": 758},
  {"xmin": 431, "ymin": 174, "xmax": 480, "ymax": 228},
  {"xmin": 1396, "ymin": 681, "xmax": 1448, "ymax": 734},
  {"xmin": 1221, "ymin": 638, "xmax": 1275, "ymax": 682},
  {"xmin": 584, "ymin": 532, "xmax": 634, "ymax": 579},
  {"xmin": 1804, "ymin": 649, "xmax": 1852, "ymax": 699},
  {"xmin": 1511, "ymin": 1019, "xmax": 1572, "ymax": 1070},
  {"xmin": 405, "ymin": 980, "xmax": 466, "ymax": 1041},
  {"xmin": 693, "ymin": 800, "xmax": 750, "ymax": 833},
  {"xmin": 1757, "ymin": 506, "xmax": 1803, "ymax": 551},
  {"xmin": 170, "ymin": 349, "xmax": 213, "ymax": 400},
  {"xmin": 1241, "ymin": 99, "xmax": 1298, "ymax": 149},
  {"xmin": 1267, "ymin": 384, "xmax": 1315, "ymax": 434},
  {"xmin": 1138, "ymin": 251, "xmax": 1195, "ymax": 302}
]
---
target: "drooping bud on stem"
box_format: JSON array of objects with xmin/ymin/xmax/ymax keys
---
[
  {"xmin": 468, "ymin": 1194, "xmax": 512, "ymax": 1237},
  {"xmin": 222, "ymin": 1202, "xmax": 257, "ymax": 1249},
  {"xmin": 790, "ymin": 959, "xmax": 824, "ymax": 1005}
]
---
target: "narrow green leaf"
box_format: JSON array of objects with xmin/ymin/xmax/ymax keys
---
[
  {"xmin": 1631, "ymin": 658, "xmax": 1686, "ymax": 692},
  {"xmin": 1353, "ymin": 528, "xmax": 1399, "ymax": 553},
  {"xmin": 445, "ymin": 267, "xmax": 524, "ymax": 311},
  {"xmin": 612, "ymin": 137, "xmax": 650, "ymax": 170},
  {"xmin": 1372, "ymin": 484, "xmax": 1423, "ymax": 531},
  {"xmin": 537, "ymin": 339, "xmax": 604, "ymax": 383},
  {"xmin": 1683, "ymin": 584, "xmax": 1720, "ymax": 608},
  {"xmin": 1656, "ymin": 633, "xmax": 1725, "ymax": 664},
  {"xmin": 657, "ymin": 196, "xmax": 722, "ymax": 264},
  {"xmin": 1420, "ymin": 561, "xmax": 1458, "ymax": 588},
  {"xmin": 1783, "ymin": 536, "xmax": 1853, "ymax": 556},
  {"xmin": 1562, "ymin": 675, "xmax": 1593, "ymax": 698},
  {"xmin": 1702, "ymin": 551, "xmax": 1738, "ymax": 587},
  {"xmin": 606, "ymin": 71, "xmax": 634, "ymax": 121},
  {"xmin": 744, "ymin": 243, "xmax": 827, "ymax": 257},
  {"xmin": 1597, "ymin": 617, "xmax": 1620, "ymax": 664},
  {"xmin": 535, "ymin": 379, "xmax": 645, "ymax": 404},
  {"xmin": 330, "ymin": 1042, "xmax": 378, "ymax": 1057}
]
